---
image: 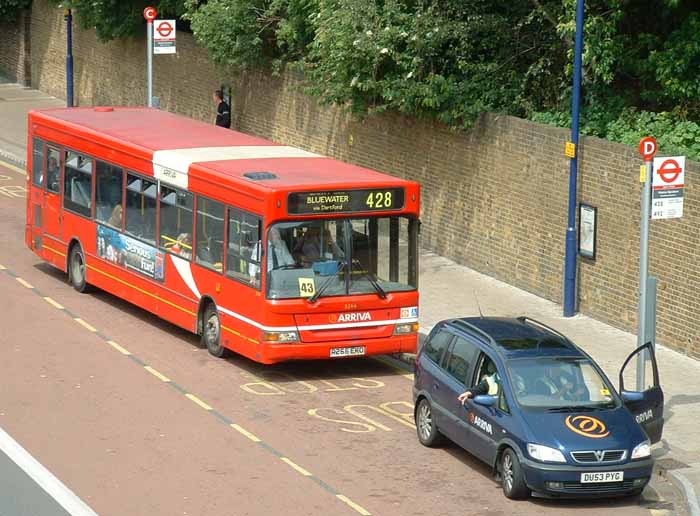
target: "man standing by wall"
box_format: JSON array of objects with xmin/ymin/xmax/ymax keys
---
[{"xmin": 213, "ymin": 89, "xmax": 231, "ymax": 128}]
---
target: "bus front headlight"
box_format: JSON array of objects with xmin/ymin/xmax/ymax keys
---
[
  {"xmin": 261, "ymin": 331, "xmax": 299, "ymax": 343},
  {"xmin": 394, "ymin": 322, "xmax": 419, "ymax": 335}
]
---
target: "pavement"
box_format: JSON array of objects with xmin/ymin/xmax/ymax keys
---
[{"xmin": 0, "ymin": 77, "xmax": 698, "ymax": 515}]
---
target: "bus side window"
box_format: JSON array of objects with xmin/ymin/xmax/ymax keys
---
[
  {"xmin": 195, "ymin": 196, "xmax": 225, "ymax": 272},
  {"xmin": 46, "ymin": 148, "xmax": 61, "ymax": 193},
  {"xmin": 226, "ymin": 208, "xmax": 261, "ymax": 288},
  {"xmin": 95, "ymin": 161, "xmax": 124, "ymax": 228},
  {"xmin": 125, "ymin": 173, "xmax": 157, "ymax": 244},
  {"xmin": 160, "ymin": 185, "xmax": 193, "ymax": 260},
  {"xmin": 32, "ymin": 138, "xmax": 45, "ymax": 187},
  {"xmin": 64, "ymin": 151, "xmax": 93, "ymax": 218}
]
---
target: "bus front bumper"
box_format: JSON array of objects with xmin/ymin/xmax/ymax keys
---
[{"xmin": 258, "ymin": 334, "xmax": 418, "ymax": 364}]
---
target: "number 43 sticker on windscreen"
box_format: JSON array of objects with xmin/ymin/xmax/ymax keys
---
[{"xmin": 298, "ymin": 277, "xmax": 316, "ymax": 297}]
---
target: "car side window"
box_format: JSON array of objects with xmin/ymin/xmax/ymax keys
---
[
  {"xmin": 473, "ymin": 352, "xmax": 501, "ymax": 396},
  {"xmin": 444, "ymin": 336, "xmax": 478, "ymax": 385},
  {"xmin": 423, "ymin": 330, "xmax": 452, "ymax": 366},
  {"xmin": 498, "ymin": 388, "xmax": 510, "ymax": 413}
]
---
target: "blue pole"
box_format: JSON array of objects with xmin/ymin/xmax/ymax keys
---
[
  {"xmin": 65, "ymin": 9, "xmax": 74, "ymax": 107},
  {"xmin": 563, "ymin": 0, "xmax": 585, "ymax": 317}
]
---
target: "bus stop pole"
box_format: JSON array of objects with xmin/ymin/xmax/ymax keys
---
[
  {"xmin": 636, "ymin": 158, "xmax": 653, "ymax": 390},
  {"xmin": 563, "ymin": 0, "xmax": 585, "ymax": 317},
  {"xmin": 147, "ymin": 20, "xmax": 153, "ymax": 107},
  {"xmin": 65, "ymin": 9, "xmax": 74, "ymax": 107}
]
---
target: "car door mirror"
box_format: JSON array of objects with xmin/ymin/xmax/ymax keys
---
[
  {"xmin": 473, "ymin": 395, "xmax": 497, "ymax": 407},
  {"xmin": 621, "ymin": 390, "xmax": 644, "ymax": 403}
]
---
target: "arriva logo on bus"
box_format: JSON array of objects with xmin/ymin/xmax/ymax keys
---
[{"xmin": 331, "ymin": 312, "xmax": 373, "ymax": 323}]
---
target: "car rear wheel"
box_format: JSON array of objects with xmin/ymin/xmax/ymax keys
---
[
  {"xmin": 501, "ymin": 448, "xmax": 530, "ymax": 500},
  {"xmin": 415, "ymin": 398, "xmax": 443, "ymax": 447},
  {"xmin": 202, "ymin": 304, "xmax": 227, "ymax": 358}
]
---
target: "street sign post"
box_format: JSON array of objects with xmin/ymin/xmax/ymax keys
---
[
  {"xmin": 154, "ymin": 20, "xmax": 176, "ymax": 55},
  {"xmin": 636, "ymin": 137, "xmax": 656, "ymax": 390},
  {"xmin": 651, "ymin": 156, "xmax": 685, "ymax": 220},
  {"xmin": 143, "ymin": 6, "xmax": 157, "ymax": 107}
]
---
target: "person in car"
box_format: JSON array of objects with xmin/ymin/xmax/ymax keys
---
[{"xmin": 458, "ymin": 359, "xmax": 500, "ymax": 404}]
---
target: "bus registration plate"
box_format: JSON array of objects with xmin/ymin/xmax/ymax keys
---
[
  {"xmin": 581, "ymin": 472, "xmax": 623, "ymax": 483},
  {"xmin": 330, "ymin": 346, "xmax": 366, "ymax": 358}
]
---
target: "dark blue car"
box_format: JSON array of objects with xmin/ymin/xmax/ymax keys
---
[{"xmin": 413, "ymin": 317, "xmax": 664, "ymax": 499}]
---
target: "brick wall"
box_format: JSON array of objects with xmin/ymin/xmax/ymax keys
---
[
  {"xmin": 4, "ymin": 0, "xmax": 700, "ymax": 358},
  {"xmin": 0, "ymin": 9, "xmax": 30, "ymax": 84}
]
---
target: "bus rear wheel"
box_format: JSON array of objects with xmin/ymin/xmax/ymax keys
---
[
  {"xmin": 202, "ymin": 304, "xmax": 227, "ymax": 358},
  {"xmin": 69, "ymin": 244, "xmax": 89, "ymax": 293}
]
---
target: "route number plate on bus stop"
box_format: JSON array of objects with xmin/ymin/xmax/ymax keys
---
[
  {"xmin": 581, "ymin": 471, "xmax": 623, "ymax": 483},
  {"xmin": 330, "ymin": 346, "xmax": 366, "ymax": 358}
]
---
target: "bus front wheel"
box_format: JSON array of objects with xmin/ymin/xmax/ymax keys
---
[
  {"xmin": 202, "ymin": 304, "xmax": 227, "ymax": 358},
  {"xmin": 69, "ymin": 244, "xmax": 89, "ymax": 293}
]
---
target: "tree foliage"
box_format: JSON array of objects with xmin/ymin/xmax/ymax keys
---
[
  {"xmin": 22, "ymin": 0, "xmax": 700, "ymax": 157},
  {"xmin": 0, "ymin": 0, "xmax": 31, "ymax": 24},
  {"xmin": 48, "ymin": 0, "xmax": 187, "ymax": 41}
]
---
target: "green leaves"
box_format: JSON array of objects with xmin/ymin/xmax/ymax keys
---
[
  {"xmin": 0, "ymin": 0, "xmax": 31, "ymax": 24},
  {"xmin": 25, "ymin": 0, "xmax": 700, "ymax": 155}
]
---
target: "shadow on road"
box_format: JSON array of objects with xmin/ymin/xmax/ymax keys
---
[{"xmin": 33, "ymin": 261, "xmax": 412, "ymax": 385}]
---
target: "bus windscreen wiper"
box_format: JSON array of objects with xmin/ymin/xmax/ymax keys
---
[
  {"xmin": 351, "ymin": 258, "xmax": 387, "ymax": 299},
  {"xmin": 308, "ymin": 260, "xmax": 345, "ymax": 303}
]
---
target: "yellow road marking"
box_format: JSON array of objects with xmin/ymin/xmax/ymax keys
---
[
  {"xmin": 87, "ymin": 264, "xmax": 196, "ymax": 317},
  {"xmin": 107, "ymin": 340, "xmax": 131, "ymax": 355},
  {"xmin": 336, "ymin": 494, "xmax": 371, "ymax": 515},
  {"xmin": 43, "ymin": 244, "xmax": 66, "ymax": 257},
  {"xmin": 144, "ymin": 366, "xmax": 171, "ymax": 383},
  {"xmin": 230, "ymin": 424, "xmax": 261, "ymax": 442},
  {"xmin": 185, "ymin": 393, "xmax": 212, "ymax": 411},
  {"xmin": 280, "ymin": 457, "xmax": 312, "ymax": 477},
  {"xmin": 0, "ymin": 160, "xmax": 27, "ymax": 177},
  {"xmin": 43, "ymin": 296, "xmax": 65, "ymax": 309},
  {"xmin": 15, "ymin": 277, "xmax": 34, "ymax": 289},
  {"xmin": 74, "ymin": 318, "xmax": 98, "ymax": 332}
]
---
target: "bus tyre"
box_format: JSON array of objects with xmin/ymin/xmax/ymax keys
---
[
  {"xmin": 69, "ymin": 244, "xmax": 89, "ymax": 293},
  {"xmin": 501, "ymin": 448, "xmax": 530, "ymax": 500},
  {"xmin": 415, "ymin": 398, "xmax": 443, "ymax": 447},
  {"xmin": 202, "ymin": 305, "xmax": 227, "ymax": 358}
]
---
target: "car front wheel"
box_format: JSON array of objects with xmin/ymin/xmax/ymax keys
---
[{"xmin": 501, "ymin": 448, "xmax": 530, "ymax": 500}]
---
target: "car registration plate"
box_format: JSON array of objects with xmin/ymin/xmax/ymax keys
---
[
  {"xmin": 580, "ymin": 471, "xmax": 624, "ymax": 483},
  {"xmin": 330, "ymin": 346, "xmax": 366, "ymax": 358}
]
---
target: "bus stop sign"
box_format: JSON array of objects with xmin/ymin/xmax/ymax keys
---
[{"xmin": 639, "ymin": 137, "xmax": 657, "ymax": 160}]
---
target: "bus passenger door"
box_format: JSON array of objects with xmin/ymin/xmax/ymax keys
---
[{"xmin": 43, "ymin": 147, "xmax": 63, "ymax": 245}]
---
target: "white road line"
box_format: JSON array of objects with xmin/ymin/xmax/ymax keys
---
[{"xmin": 0, "ymin": 425, "xmax": 98, "ymax": 516}]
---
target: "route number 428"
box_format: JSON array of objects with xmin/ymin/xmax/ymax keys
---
[{"xmin": 365, "ymin": 191, "xmax": 393, "ymax": 209}]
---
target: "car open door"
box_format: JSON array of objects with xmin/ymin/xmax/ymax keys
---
[{"xmin": 619, "ymin": 342, "xmax": 664, "ymax": 444}]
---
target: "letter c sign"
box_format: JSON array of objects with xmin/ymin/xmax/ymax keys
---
[{"xmin": 143, "ymin": 6, "xmax": 157, "ymax": 22}]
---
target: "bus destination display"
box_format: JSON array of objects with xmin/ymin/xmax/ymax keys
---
[{"xmin": 288, "ymin": 188, "xmax": 405, "ymax": 215}]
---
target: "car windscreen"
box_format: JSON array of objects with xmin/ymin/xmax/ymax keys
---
[{"xmin": 507, "ymin": 357, "xmax": 618, "ymax": 410}]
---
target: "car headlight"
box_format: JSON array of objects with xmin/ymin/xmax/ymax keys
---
[
  {"xmin": 261, "ymin": 331, "xmax": 299, "ymax": 343},
  {"xmin": 631, "ymin": 440, "xmax": 651, "ymax": 460},
  {"xmin": 527, "ymin": 443, "xmax": 567, "ymax": 463},
  {"xmin": 394, "ymin": 322, "xmax": 419, "ymax": 335}
]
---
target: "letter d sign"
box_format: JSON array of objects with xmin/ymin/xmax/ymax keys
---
[{"xmin": 639, "ymin": 137, "xmax": 657, "ymax": 160}]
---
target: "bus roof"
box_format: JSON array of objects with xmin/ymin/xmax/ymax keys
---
[{"xmin": 30, "ymin": 107, "xmax": 417, "ymax": 191}]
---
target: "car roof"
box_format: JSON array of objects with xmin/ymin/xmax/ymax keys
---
[{"xmin": 447, "ymin": 317, "xmax": 586, "ymax": 359}]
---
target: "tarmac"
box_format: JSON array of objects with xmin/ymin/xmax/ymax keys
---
[{"xmin": 1, "ymin": 76, "xmax": 699, "ymax": 515}]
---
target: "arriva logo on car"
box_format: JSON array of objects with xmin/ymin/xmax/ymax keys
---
[
  {"xmin": 337, "ymin": 312, "xmax": 372, "ymax": 323},
  {"xmin": 469, "ymin": 412, "xmax": 493, "ymax": 435}
]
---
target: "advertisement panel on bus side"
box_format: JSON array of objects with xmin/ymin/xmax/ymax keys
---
[{"xmin": 97, "ymin": 225, "xmax": 165, "ymax": 281}]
